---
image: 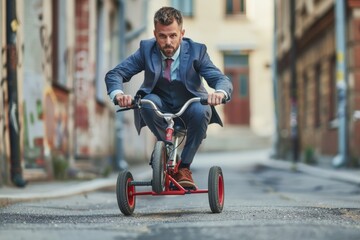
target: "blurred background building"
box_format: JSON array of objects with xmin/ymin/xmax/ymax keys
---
[
  {"xmin": 274, "ymin": 0, "xmax": 360, "ymax": 167},
  {"xmin": 0, "ymin": 0, "xmax": 282, "ymax": 187},
  {"xmin": 3, "ymin": 0, "xmax": 360, "ymax": 188}
]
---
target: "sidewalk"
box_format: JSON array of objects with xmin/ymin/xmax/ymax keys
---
[
  {"xmin": 1, "ymin": 150, "xmax": 360, "ymax": 207},
  {"xmin": 0, "ymin": 164, "xmax": 151, "ymax": 207}
]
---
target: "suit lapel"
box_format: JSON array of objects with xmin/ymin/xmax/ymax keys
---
[
  {"xmin": 180, "ymin": 41, "xmax": 189, "ymax": 83},
  {"xmin": 151, "ymin": 46, "xmax": 162, "ymax": 89}
]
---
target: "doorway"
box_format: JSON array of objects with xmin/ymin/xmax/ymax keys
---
[{"xmin": 223, "ymin": 54, "xmax": 250, "ymax": 125}]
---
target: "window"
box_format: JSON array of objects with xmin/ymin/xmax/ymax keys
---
[
  {"xmin": 303, "ymin": 72, "xmax": 308, "ymax": 128},
  {"xmin": 239, "ymin": 75, "xmax": 248, "ymax": 97},
  {"xmin": 328, "ymin": 56, "xmax": 337, "ymax": 121},
  {"xmin": 226, "ymin": 0, "xmax": 246, "ymax": 15},
  {"xmin": 95, "ymin": 1, "xmax": 107, "ymax": 103},
  {"xmin": 314, "ymin": 64, "xmax": 321, "ymax": 128},
  {"xmin": 171, "ymin": 0, "xmax": 194, "ymax": 17},
  {"xmin": 52, "ymin": 0, "xmax": 72, "ymax": 89},
  {"xmin": 224, "ymin": 54, "xmax": 248, "ymax": 67},
  {"xmin": 95, "ymin": 1, "xmax": 119, "ymax": 103}
]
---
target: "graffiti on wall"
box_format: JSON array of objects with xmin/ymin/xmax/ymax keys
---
[
  {"xmin": 0, "ymin": 44, "xmax": 9, "ymax": 182},
  {"xmin": 22, "ymin": 1, "xmax": 70, "ymax": 169},
  {"xmin": 74, "ymin": 50, "xmax": 91, "ymax": 156},
  {"xmin": 44, "ymin": 88, "xmax": 69, "ymax": 153},
  {"xmin": 22, "ymin": 1, "xmax": 48, "ymax": 169},
  {"xmin": 39, "ymin": 24, "xmax": 53, "ymax": 84},
  {"xmin": 1, "ymin": 10, "xmax": 25, "ymax": 181},
  {"xmin": 73, "ymin": 49, "xmax": 113, "ymax": 157}
]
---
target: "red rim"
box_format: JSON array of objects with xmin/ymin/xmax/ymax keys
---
[
  {"xmin": 127, "ymin": 178, "xmax": 135, "ymax": 207},
  {"xmin": 218, "ymin": 174, "xmax": 224, "ymax": 206}
]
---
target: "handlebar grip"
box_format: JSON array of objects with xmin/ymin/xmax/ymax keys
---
[
  {"xmin": 200, "ymin": 97, "xmax": 227, "ymax": 105},
  {"xmin": 113, "ymin": 98, "xmax": 136, "ymax": 106},
  {"xmin": 115, "ymin": 99, "xmax": 138, "ymax": 113},
  {"xmin": 200, "ymin": 98, "xmax": 208, "ymax": 105}
]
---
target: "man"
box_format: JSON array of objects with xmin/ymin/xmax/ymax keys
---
[{"xmin": 105, "ymin": 7, "xmax": 232, "ymax": 188}]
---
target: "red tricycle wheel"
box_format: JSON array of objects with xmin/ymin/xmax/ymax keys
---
[
  {"xmin": 116, "ymin": 170, "xmax": 136, "ymax": 216},
  {"xmin": 208, "ymin": 166, "xmax": 224, "ymax": 213}
]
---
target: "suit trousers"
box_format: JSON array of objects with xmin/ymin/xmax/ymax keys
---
[{"xmin": 140, "ymin": 94, "xmax": 212, "ymax": 166}]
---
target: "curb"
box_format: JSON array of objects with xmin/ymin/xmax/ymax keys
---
[
  {"xmin": 260, "ymin": 158, "xmax": 360, "ymax": 185},
  {"xmin": 1, "ymin": 157, "xmax": 359, "ymax": 207},
  {"xmin": 0, "ymin": 165, "xmax": 151, "ymax": 207},
  {"xmin": 0, "ymin": 178, "xmax": 116, "ymax": 207}
]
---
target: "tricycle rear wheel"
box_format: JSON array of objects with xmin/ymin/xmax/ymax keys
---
[
  {"xmin": 208, "ymin": 166, "xmax": 224, "ymax": 213},
  {"xmin": 116, "ymin": 170, "xmax": 136, "ymax": 216}
]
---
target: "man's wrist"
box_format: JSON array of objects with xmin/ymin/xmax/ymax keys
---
[
  {"xmin": 109, "ymin": 89, "xmax": 124, "ymax": 102},
  {"xmin": 215, "ymin": 90, "xmax": 228, "ymax": 100}
]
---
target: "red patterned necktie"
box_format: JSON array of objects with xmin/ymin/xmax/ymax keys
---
[{"xmin": 164, "ymin": 58, "xmax": 173, "ymax": 81}]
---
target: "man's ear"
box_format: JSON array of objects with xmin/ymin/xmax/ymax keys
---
[{"xmin": 181, "ymin": 29, "xmax": 185, "ymax": 38}]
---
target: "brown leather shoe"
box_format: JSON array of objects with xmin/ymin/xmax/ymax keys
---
[{"xmin": 173, "ymin": 168, "xmax": 196, "ymax": 189}]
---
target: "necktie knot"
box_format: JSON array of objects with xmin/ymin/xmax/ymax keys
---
[
  {"xmin": 164, "ymin": 58, "xmax": 173, "ymax": 81},
  {"xmin": 165, "ymin": 58, "xmax": 173, "ymax": 66}
]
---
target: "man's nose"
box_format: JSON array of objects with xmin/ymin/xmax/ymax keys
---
[{"xmin": 165, "ymin": 37, "xmax": 172, "ymax": 44}]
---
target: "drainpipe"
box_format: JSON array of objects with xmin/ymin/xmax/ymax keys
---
[
  {"xmin": 112, "ymin": 0, "xmax": 128, "ymax": 171},
  {"xmin": 289, "ymin": 0, "xmax": 299, "ymax": 166},
  {"xmin": 6, "ymin": 0, "xmax": 27, "ymax": 187},
  {"xmin": 271, "ymin": 0, "xmax": 280, "ymax": 159},
  {"xmin": 114, "ymin": 0, "xmax": 148, "ymax": 170},
  {"xmin": 333, "ymin": 0, "xmax": 348, "ymax": 168}
]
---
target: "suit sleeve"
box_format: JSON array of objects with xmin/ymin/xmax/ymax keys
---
[
  {"xmin": 196, "ymin": 45, "xmax": 233, "ymax": 100},
  {"xmin": 104, "ymin": 44, "xmax": 145, "ymax": 95}
]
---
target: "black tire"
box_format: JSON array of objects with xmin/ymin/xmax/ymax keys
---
[
  {"xmin": 208, "ymin": 166, "xmax": 225, "ymax": 213},
  {"xmin": 116, "ymin": 171, "xmax": 136, "ymax": 216},
  {"xmin": 152, "ymin": 141, "xmax": 167, "ymax": 193}
]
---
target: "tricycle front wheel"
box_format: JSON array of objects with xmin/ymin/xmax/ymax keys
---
[
  {"xmin": 152, "ymin": 141, "xmax": 167, "ymax": 193},
  {"xmin": 208, "ymin": 166, "xmax": 225, "ymax": 213}
]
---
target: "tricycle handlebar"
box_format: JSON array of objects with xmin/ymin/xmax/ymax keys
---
[{"xmin": 116, "ymin": 96, "xmax": 225, "ymax": 118}]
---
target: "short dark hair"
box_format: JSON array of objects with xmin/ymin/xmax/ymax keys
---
[{"xmin": 154, "ymin": 7, "xmax": 183, "ymax": 28}]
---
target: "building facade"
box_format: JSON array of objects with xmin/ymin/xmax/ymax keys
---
[
  {"xmin": 275, "ymin": 0, "xmax": 360, "ymax": 165},
  {"xmin": 146, "ymin": 0, "xmax": 275, "ymax": 137},
  {"xmin": 1, "ymin": 0, "xmax": 276, "ymax": 186},
  {"xmin": 0, "ymin": 0, "xmax": 149, "ymax": 186}
]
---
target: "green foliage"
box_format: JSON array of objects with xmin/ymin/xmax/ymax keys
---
[
  {"xmin": 52, "ymin": 155, "xmax": 69, "ymax": 180},
  {"xmin": 303, "ymin": 146, "xmax": 317, "ymax": 165},
  {"xmin": 348, "ymin": 156, "xmax": 359, "ymax": 168},
  {"xmin": 101, "ymin": 165, "xmax": 113, "ymax": 177}
]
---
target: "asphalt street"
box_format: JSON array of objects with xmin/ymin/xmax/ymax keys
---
[{"xmin": 1, "ymin": 149, "xmax": 360, "ymax": 240}]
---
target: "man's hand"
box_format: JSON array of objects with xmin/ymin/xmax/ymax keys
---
[
  {"xmin": 208, "ymin": 92, "xmax": 226, "ymax": 106},
  {"xmin": 115, "ymin": 93, "xmax": 133, "ymax": 107}
]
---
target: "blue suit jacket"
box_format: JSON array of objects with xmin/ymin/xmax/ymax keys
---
[{"xmin": 105, "ymin": 37, "xmax": 233, "ymax": 134}]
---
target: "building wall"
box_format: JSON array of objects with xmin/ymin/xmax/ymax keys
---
[
  {"xmin": 276, "ymin": 0, "xmax": 360, "ymax": 164},
  {"xmin": 0, "ymin": 0, "xmax": 10, "ymax": 186},
  {"xmin": 349, "ymin": 8, "xmax": 360, "ymax": 160},
  {"xmin": 297, "ymin": 25, "xmax": 337, "ymax": 156},
  {"xmin": 0, "ymin": 0, "xmax": 150, "ymax": 185},
  {"xmin": 113, "ymin": 0, "xmax": 154, "ymax": 163},
  {"xmin": 146, "ymin": 0, "xmax": 274, "ymax": 136}
]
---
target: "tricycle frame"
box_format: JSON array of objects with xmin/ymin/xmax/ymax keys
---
[{"xmin": 115, "ymin": 96, "xmax": 225, "ymax": 215}]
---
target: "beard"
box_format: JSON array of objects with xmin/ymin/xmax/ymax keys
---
[{"xmin": 161, "ymin": 44, "xmax": 178, "ymax": 57}]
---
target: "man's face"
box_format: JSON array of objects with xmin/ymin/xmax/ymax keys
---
[{"xmin": 154, "ymin": 21, "xmax": 185, "ymax": 57}]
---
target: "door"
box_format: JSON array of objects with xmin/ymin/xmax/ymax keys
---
[{"xmin": 223, "ymin": 54, "xmax": 250, "ymax": 125}]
